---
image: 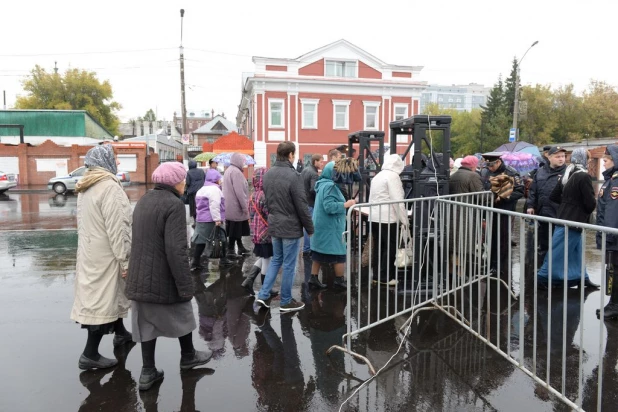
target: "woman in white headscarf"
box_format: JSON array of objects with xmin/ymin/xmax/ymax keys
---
[
  {"xmin": 538, "ymin": 148, "xmax": 597, "ymax": 288},
  {"xmin": 71, "ymin": 144, "xmax": 133, "ymax": 370}
]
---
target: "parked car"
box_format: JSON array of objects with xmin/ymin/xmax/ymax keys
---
[
  {"xmin": 47, "ymin": 166, "xmax": 131, "ymax": 194},
  {"xmin": 0, "ymin": 171, "xmax": 17, "ymax": 194}
]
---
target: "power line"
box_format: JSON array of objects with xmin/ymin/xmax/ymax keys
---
[{"xmin": 0, "ymin": 47, "xmax": 177, "ymax": 58}]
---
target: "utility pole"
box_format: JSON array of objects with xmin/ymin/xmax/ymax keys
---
[
  {"xmin": 180, "ymin": 9, "xmax": 188, "ymax": 162},
  {"xmin": 512, "ymin": 40, "xmax": 539, "ymax": 140}
]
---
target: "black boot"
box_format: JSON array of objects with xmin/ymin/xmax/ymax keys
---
[
  {"xmin": 598, "ymin": 268, "xmax": 618, "ymax": 319},
  {"xmin": 241, "ymin": 265, "xmax": 261, "ymax": 296},
  {"xmin": 262, "ymin": 275, "xmax": 279, "ymax": 298},
  {"xmin": 237, "ymin": 239, "xmax": 252, "ymax": 255},
  {"xmin": 584, "ymin": 278, "xmax": 600, "ymax": 289},
  {"xmin": 333, "ymin": 276, "xmax": 347, "ymax": 290},
  {"xmin": 190, "ymin": 259, "xmax": 203, "ymax": 271},
  {"xmin": 308, "ymin": 275, "xmax": 327, "ymax": 289}
]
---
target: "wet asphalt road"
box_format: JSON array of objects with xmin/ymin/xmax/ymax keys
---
[{"xmin": 1, "ymin": 187, "xmax": 617, "ymax": 411}]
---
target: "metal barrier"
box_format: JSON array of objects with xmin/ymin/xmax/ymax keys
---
[
  {"xmin": 328, "ymin": 192, "xmax": 618, "ymax": 412},
  {"xmin": 327, "ymin": 191, "xmax": 494, "ymax": 374}
]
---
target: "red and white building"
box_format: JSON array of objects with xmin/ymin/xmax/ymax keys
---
[{"xmin": 236, "ymin": 39, "xmax": 427, "ymax": 167}]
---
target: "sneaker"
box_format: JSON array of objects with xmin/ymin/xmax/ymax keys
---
[
  {"xmin": 255, "ymin": 298, "xmax": 270, "ymax": 309},
  {"xmin": 280, "ymin": 299, "xmax": 305, "ymax": 313}
]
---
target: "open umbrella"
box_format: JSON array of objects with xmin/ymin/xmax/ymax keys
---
[
  {"xmin": 212, "ymin": 153, "xmax": 256, "ymax": 167},
  {"xmin": 494, "ymin": 141, "xmax": 541, "ymax": 158},
  {"xmin": 193, "ymin": 152, "xmax": 217, "ymax": 163},
  {"xmin": 500, "ymin": 152, "xmax": 539, "ymax": 175}
]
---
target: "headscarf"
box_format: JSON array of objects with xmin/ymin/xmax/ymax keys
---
[
  {"xmin": 152, "ymin": 162, "xmax": 187, "ymax": 186},
  {"xmin": 84, "ymin": 144, "xmax": 117, "ymax": 175},
  {"xmin": 320, "ymin": 161, "xmax": 335, "ymax": 181},
  {"xmin": 562, "ymin": 148, "xmax": 588, "ymax": 185},
  {"xmin": 204, "ymin": 168, "xmax": 222, "ymax": 188}
]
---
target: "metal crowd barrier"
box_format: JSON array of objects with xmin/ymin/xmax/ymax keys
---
[{"xmin": 328, "ymin": 192, "xmax": 618, "ymax": 412}]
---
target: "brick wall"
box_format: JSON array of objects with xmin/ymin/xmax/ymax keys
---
[{"xmin": 0, "ymin": 140, "xmax": 160, "ymax": 185}]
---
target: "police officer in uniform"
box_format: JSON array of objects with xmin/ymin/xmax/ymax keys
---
[
  {"xmin": 597, "ymin": 145, "xmax": 618, "ymax": 320},
  {"xmin": 480, "ymin": 152, "xmax": 524, "ymax": 279}
]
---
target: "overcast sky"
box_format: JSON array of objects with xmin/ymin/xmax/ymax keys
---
[{"xmin": 1, "ymin": 0, "xmax": 616, "ymax": 126}]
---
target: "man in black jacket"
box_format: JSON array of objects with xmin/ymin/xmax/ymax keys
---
[
  {"xmin": 300, "ymin": 154, "xmax": 323, "ymax": 258},
  {"xmin": 185, "ymin": 160, "xmax": 205, "ymax": 223},
  {"xmin": 526, "ymin": 146, "xmax": 568, "ymax": 257},
  {"xmin": 256, "ymin": 142, "xmax": 314, "ymax": 313},
  {"xmin": 597, "ymin": 145, "xmax": 618, "ymax": 319},
  {"xmin": 481, "ymin": 152, "xmax": 524, "ymax": 279}
]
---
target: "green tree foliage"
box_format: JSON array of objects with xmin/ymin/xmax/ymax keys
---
[
  {"xmin": 503, "ymin": 58, "xmax": 519, "ymax": 120},
  {"xmin": 15, "ymin": 65, "xmax": 121, "ymax": 134},
  {"xmin": 143, "ymin": 109, "xmax": 157, "ymax": 122},
  {"xmin": 551, "ymin": 84, "xmax": 585, "ymax": 143},
  {"xmin": 581, "ymin": 81, "xmax": 618, "ymax": 138},
  {"xmin": 518, "ymin": 84, "xmax": 556, "ymax": 146}
]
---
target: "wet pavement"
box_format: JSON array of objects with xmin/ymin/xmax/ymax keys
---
[{"xmin": 1, "ymin": 190, "xmax": 617, "ymax": 411}]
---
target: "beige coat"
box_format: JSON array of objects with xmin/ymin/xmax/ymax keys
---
[{"xmin": 70, "ymin": 177, "xmax": 132, "ymax": 325}]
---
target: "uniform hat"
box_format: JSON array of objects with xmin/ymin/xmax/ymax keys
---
[
  {"xmin": 547, "ymin": 146, "xmax": 567, "ymax": 156},
  {"xmin": 481, "ymin": 151, "xmax": 503, "ymax": 162},
  {"xmin": 543, "ymin": 145, "xmax": 552, "ymax": 152}
]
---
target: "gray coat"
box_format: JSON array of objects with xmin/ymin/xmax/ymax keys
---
[
  {"xmin": 125, "ymin": 184, "xmax": 194, "ymax": 304},
  {"xmin": 263, "ymin": 160, "xmax": 314, "ymax": 238},
  {"xmin": 222, "ymin": 153, "xmax": 250, "ymax": 221}
]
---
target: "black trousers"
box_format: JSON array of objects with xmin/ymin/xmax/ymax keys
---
[
  {"xmin": 188, "ymin": 193, "xmax": 197, "ymax": 218},
  {"xmin": 490, "ymin": 214, "xmax": 510, "ymax": 279},
  {"xmin": 370, "ymin": 222, "xmax": 399, "ymax": 282}
]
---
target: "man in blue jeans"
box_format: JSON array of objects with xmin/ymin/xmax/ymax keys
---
[{"xmin": 257, "ymin": 142, "xmax": 314, "ymax": 312}]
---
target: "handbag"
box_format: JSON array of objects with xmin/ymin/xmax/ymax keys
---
[
  {"xmin": 180, "ymin": 189, "xmax": 189, "ymax": 205},
  {"xmin": 395, "ymin": 225, "xmax": 414, "ymax": 268},
  {"xmin": 207, "ymin": 226, "xmax": 227, "ymax": 259}
]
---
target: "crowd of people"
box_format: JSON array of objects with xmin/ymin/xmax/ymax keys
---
[{"xmin": 69, "ymin": 139, "xmax": 618, "ymax": 394}]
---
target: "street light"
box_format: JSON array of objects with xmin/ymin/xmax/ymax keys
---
[
  {"xmin": 512, "ymin": 40, "xmax": 539, "ymax": 140},
  {"xmin": 179, "ymin": 9, "xmax": 189, "ymax": 162}
]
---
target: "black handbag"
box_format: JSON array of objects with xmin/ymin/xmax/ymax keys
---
[
  {"xmin": 180, "ymin": 189, "xmax": 189, "ymax": 205},
  {"xmin": 207, "ymin": 226, "xmax": 227, "ymax": 259}
]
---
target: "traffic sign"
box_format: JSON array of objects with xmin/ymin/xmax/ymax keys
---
[
  {"xmin": 509, "ymin": 128, "xmax": 517, "ymax": 142},
  {"xmin": 181, "ymin": 134, "xmax": 190, "ymax": 145}
]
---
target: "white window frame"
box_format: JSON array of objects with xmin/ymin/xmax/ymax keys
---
[
  {"xmin": 393, "ymin": 104, "xmax": 409, "ymax": 121},
  {"xmin": 300, "ymin": 98, "xmax": 319, "ymax": 129},
  {"xmin": 363, "ymin": 101, "xmax": 381, "ymax": 130},
  {"xmin": 332, "ymin": 100, "xmax": 351, "ymax": 130},
  {"xmin": 268, "ymin": 98, "xmax": 285, "ymax": 129},
  {"xmin": 324, "ymin": 60, "xmax": 358, "ymax": 78}
]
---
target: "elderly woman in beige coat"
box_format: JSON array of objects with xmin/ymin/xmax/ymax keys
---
[{"xmin": 70, "ymin": 144, "xmax": 133, "ymax": 370}]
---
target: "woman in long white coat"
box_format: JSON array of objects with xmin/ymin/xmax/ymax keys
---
[{"xmin": 70, "ymin": 144, "xmax": 133, "ymax": 370}]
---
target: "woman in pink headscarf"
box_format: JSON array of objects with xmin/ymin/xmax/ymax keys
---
[{"xmin": 126, "ymin": 162, "xmax": 212, "ymax": 391}]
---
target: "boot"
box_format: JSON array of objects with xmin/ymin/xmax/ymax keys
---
[
  {"xmin": 227, "ymin": 245, "xmax": 239, "ymax": 258},
  {"xmin": 241, "ymin": 265, "xmax": 261, "ymax": 296},
  {"xmin": 333, "ymin": 276, "xmax": 347, "ymax": 290},
  {"xmin": 308, "ymin": 275, "xmax": 327, "ymax": 289},
  {"xmin": 237, "ymin": 240, "xmax": 252, "ymax": 255},
  {"xmin": 262, "ymin": 275, "xmax": 279, "ymax": 298},
  {"xmin": 190, "ymin": 259, "xmax": 203, "ymax": 271},
  {"xmin": 597, "ymin": 266, "xmax": 618, "ymax": 320},
  {"xmin": 139, "ymin": 367, "xmax": 164, "ymax": 391}
]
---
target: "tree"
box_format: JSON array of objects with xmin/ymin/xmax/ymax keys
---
[
  {"xmin": 15, "ymin": 65, "xmax": 121, "ymax": 134},
  {"xmin": 481, "ymin": 77, "xmax": 511, "ymax": 150},
  {"xmin": 143, "ymin": 109, "xmax": 157, "ymax": 122},
  {"xmin": 518, "ymin": 84, "xmax": 556, "ymax": 146},
  {"xmin": 581, "ymin": 80, "xmax": 618, "ymax": 138},
  {"xmin": 551, "ymin": 84, "xmax": 584, "ymax": 143},
  {"xmin": 503, "ymin": 58, "xmax": 519, "ymax": 122}
]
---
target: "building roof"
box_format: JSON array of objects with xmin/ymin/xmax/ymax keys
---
[
  {"xmin": 213, "ymin": 132, "xmax": 253, "ymax": 154},
  {"xmin": 123, "ymin": 134, "xmax": 183, "ymax": 149},
  {"xmin": 192, "ymin": 115, "xmax": 237, "ymax": 135},
  {"xmin": 0, "ymin": 109, "xmax": 114, "ymax": 139}
]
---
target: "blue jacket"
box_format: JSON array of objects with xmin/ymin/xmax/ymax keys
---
[
  {"xmin": 597, "ymin": 145, "xmax": 618, "ymax": 250},
  {"xmin": 311, "ymin": 162, "xmax": 347, "ymax": 256}
]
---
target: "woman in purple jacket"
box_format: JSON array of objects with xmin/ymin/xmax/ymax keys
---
[{"xmin": 192, "ymin": 169, "xmax": 234, "ymax": 268}]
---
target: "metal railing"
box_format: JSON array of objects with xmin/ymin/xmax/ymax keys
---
[{"xmin": 328, "ymin": 192, "xmax": 618, "ymax": 411}]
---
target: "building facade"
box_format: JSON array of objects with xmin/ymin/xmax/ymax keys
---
[
  {"xmin": 420, "ymin": 84, "xmax": 490, "ymax": 112},
  {"xmin": 236, "ymin": 40, "xmax": 427, "ymax": 167}
]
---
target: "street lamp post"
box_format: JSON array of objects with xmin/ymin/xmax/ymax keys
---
[
  {"xmin": 180, "ymin": 9, "xmax": 188, "ymax": 162},
  {"xmin": 512, "ymin": 40, "xmax": 539, "ymax": 140}
]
